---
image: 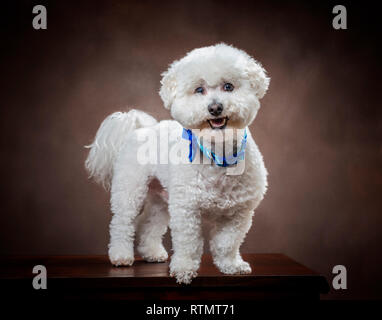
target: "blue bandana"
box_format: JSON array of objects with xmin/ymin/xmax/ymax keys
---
[{"xmin": 182, "ymin": 128, "xmax": 247, "ymax": 167}]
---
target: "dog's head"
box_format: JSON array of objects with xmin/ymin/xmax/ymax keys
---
[{"xmin": 159, "ymin": 43, "xmax": 270, "ymax": 133}]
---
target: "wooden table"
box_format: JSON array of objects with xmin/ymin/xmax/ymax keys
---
[{"xmin": 0, "ymin": 254, "xmax": 329, "ymax": 301}]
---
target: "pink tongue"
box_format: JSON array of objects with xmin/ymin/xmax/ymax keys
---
[{"xmin": 212, "ymin": 119, "xmax": 223, "ymax": 126}]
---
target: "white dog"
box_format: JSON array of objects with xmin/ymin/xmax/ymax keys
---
[{"xmin": 85, "ymin": 43, "xmax": 270, "ymax": 284}]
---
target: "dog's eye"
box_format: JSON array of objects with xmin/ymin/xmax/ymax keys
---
[
  {"xmin": 194, "ymin": 87, "xmax": 205, "ymax": 94},
  {"xmin": 223, "ymin": 83, "xmax": 234, "ymax": 92}
]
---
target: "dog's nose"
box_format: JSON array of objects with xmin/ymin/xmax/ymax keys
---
[{"xmin": 208, "ymin": 102, "xmax": 223, "ymax": 116}]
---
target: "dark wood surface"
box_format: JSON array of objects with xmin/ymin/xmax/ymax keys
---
[{"xmin": 0, "ymin": 254, "xmax": 329, "ymax": 300}]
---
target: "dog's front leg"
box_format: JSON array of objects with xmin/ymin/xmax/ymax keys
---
[
  {"xmin": 209, "ymin": 210, "xmax": 254, "ymax": 275},
  {"xmin": 168, "ymin": 201, "xmax": 203, "ymax": 284}
]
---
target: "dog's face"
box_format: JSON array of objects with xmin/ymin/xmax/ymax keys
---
[{"xmin": 159, "ymin": 43, "xmax": 270, "ymax": 133}]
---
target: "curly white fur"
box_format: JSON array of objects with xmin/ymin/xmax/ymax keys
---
[
  {"xmin": 85, "ymin": 43, "xmax": 270, "ymax": 284},
  {"xmin": 85, "ymin": 110, "xmax": 157, "ymax": 190}
]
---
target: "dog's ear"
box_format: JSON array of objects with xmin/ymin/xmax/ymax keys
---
[
  {"xmin": 245, "ymin": 58, "xmax": 270, "ymax": 99},
  {"xmin": 159, "ymin": 64, "xmax": 177, "ymax": 109}
]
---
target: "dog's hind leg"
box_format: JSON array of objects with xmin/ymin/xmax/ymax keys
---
[
  {"xmin": 136, "ymin": 192, "xmax": 169, "ymax": 262},
  {"xmin": 108, "ymin": 159, "xmax": 152, "ymax": 267}
]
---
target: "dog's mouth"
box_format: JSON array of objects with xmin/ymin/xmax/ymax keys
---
[{"xmin": 207, "ymin": 117, "xmax": 228, "ymax": 130}]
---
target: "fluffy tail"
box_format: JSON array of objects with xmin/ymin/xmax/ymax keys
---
[{"xmin": 85, "ymin": 109, "xmax": 157, "ymax": 190}]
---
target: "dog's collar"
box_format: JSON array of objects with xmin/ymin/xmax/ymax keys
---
[{"xmin": 182, "ymin": 128, "xmax": 247, "ymax": 167}]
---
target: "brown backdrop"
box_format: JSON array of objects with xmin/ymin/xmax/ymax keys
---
[{"xmin": 1, "ymin": 0, "xmax": 381, "ymax": 299}]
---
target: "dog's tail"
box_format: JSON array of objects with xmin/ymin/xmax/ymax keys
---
[{"xmin": 85, "ymin": 109, "xmax": 157, "ymax": 190}]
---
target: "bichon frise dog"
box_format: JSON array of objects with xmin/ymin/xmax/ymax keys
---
[{"xmin": 85, "ymin": 43, "xmax": 270, "ymax": 284}]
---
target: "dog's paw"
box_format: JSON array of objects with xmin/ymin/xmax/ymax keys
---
[
  {"xmin": 170, "ymin": 269, "xmax": 198, "ymax": 284},
  {"xmin": 169, "ymin": 254, "xmax": 200, "ymax": 284},
  {"xmin": 108, "ymin": 245, "xmax": 134, "ymax": 267},
  {"xmin": 139, "ymin": 245, "xmax": 168, "ymax": 263},
  {"xmin": 216, "ymin": 259, "xmax": 252, "ymax": 275}
]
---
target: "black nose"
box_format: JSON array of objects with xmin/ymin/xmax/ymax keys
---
[{"xmin": 208, "ymin": 102, "xmax": 223, "ymax": 116}]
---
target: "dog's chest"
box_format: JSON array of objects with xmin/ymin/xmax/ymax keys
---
[{"xmin": 194, "ymin": 166, "xmax": 255, "ymax": 211}]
